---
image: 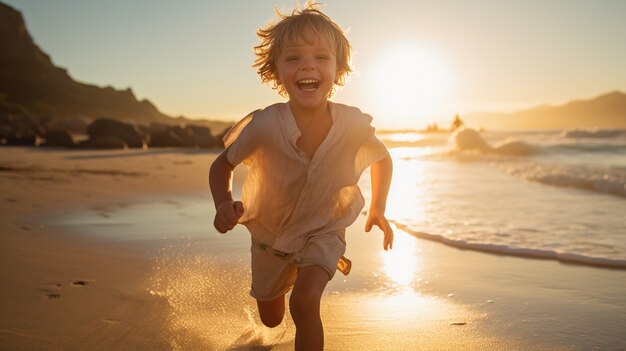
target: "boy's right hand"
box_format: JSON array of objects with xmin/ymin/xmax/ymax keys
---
[{"xmin": 214, "ymin": 200, "xmax": 244, "ymax": 234}]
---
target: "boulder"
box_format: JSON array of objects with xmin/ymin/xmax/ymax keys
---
[
  {"xmin": 76, "ymin": 135, "xmax": 127, "ymax": 149},
  {"xmin": 87, "ymin": 118, "xmax": 144, "ymax": 148},
  {"xmin": 0, "ymin": 114, "xmax": 45, "ymax": 146},
  {"xmin": 148, "ymin": 124, "xmax": 219, "ymax": 148},
  {"xmin": 41, "ymin": 130, "xmax": 74, "ymax": 148},
  {"xmin": 5, "ymin": 134, "xmax": 39, "ymax": 146},
  {"xmin": 148, "ymin": 126, "xmax": 192, "ymax": 147},
  {"xmin": 186, "ymin": 125, "xmax": 217, "ymax": 147},
  {"xmin": 48, "ymin": 115, "xmax": 92, "ymax": 134}
]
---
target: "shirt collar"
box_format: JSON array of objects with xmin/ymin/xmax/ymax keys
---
[
  {"xmin": 280, "ymin": 102, "xmax": 338, "ymax": 160},
  {"xmin": 280, "ymin": 103, "xmax": 301, "ymax": 155}
]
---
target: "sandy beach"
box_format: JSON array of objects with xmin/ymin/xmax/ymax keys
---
[{"xmin": 1, "ymin": 147, "xmax": 625, "ymax": 350}]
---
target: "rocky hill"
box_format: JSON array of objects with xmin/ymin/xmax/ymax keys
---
[
  {"xmin": 0, "ymin": 2, "xmax": 230, "ymax": 133},
  {"xmin": 465, "ymin": 91, "xmax": 626, "ymax": 130}
]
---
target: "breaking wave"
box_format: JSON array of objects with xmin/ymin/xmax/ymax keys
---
[
  {"xmin": 561, "ymin": 128, "xmax": 626, "ymax": 139},
  {"xmin": 448, "ymin": 128, "xmax": 538, "ymax": 156},
  {"xmin": 500, "ymin": 162, "xmax": 626, "ymax": 198}
]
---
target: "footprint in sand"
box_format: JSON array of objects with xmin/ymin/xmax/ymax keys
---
[
  {"xmin": 46, "ymin": 293, "xmax": 61, "ymax": 300},
  {"xmin": 39, "ymin": 283, "xmax": 62, "ymax": 300},
  {"xmin": 39, "ymin": 280, "xmax": 91, "ymax": 299},
  {"xmin": 71, "ymin": 280, "xmax": 91, "ymax": 286}
]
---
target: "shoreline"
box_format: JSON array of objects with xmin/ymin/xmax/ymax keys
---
[
  {"xmin": 1, "ymin": 147, "xmax": 625, "ymax": 350},
  {"xmin": 393, "ymin": 222, "xmax": 626, "ymax": 270}
]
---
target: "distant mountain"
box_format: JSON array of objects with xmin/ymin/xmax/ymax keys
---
[
  {"xmin": 465, "ymin": 91, "xmax": 626, "ymax": 130},
  {"xmin": 0, "ymin": 2, "xmax": 230, "ymax": 132}
]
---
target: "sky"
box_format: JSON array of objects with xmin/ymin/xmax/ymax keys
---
[{"xmin": 5, "ymin": 0, "xmax": 626, "ymax": 129}]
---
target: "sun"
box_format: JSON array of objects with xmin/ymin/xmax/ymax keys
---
[{"xmin": 369, "ymin": 44, "xmax": 452, "ymax": 126}]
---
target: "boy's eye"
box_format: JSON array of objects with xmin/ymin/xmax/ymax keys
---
[
  {"xmin": 286, "ymin": 56, "xmax": 299, "ymax": 62},
  {"xmin": 316, "ymin": 55, "xmax": 330, "ymax": 60}
]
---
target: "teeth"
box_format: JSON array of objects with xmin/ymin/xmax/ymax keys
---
[{"xmin": 297, "ymin": 79, "xmax": 318, "ymax": 84}]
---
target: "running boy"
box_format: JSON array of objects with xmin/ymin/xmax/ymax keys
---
[{"xmin": 209, "ymin": 4, "xmax": 393, "ymax": 350}]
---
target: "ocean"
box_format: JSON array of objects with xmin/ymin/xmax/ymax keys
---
[
  {"xmin": 53, "ymin": 128, "xmax": 626, "ymax": 269},
  {"xmin": 376, "ymin": 128, "xmax": 626, "ymax": 268}
]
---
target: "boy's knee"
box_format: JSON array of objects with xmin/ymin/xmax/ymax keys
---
[
  {"xmin": 260, "ymin": 313, "xmax": 283, "ymax": 328},
  {"xmin": 289, "ymin": 289, "xmax": 320, "ymax": 320},
  {"xmin": 257, "ymin": 295, "xmax": 285, "ymax": 328},
  {"xmin": 257, "ymin": 296, "xmax": 285, "ymax": 328}
]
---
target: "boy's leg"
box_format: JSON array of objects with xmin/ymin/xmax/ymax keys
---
[
  {"xmin": 289, "ymin": 265, "xmax": 330, "ymax": 351},
  {"xmin": 250, "ymin": 239, "xmax": 296, "ymax": 328},
  {"xmin": 257, "ymin": 294, "xmax": 285, "ymax": 328}
]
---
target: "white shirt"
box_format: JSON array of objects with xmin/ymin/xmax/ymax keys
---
[{"xmin": 224, "ymin": 101, "xmax": 389, "ymax": 253}]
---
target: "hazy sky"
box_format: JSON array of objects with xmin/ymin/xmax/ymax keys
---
[{"xmin": 5, "ymin": 0, "xmax": 626, "ymax": 128}]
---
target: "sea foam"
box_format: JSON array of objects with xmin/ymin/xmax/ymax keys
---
[
  {"xmin": 393, "ymin": 223, "xmax": 626, "ymax": 269},
  {"xmin": 499, "ymin": 160, "xmax": 626, "ymax": 198}
]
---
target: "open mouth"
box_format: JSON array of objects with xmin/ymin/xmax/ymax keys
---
[{"xmin": 296, "ymin": 79, "xmax": 320, "ymax": 92}]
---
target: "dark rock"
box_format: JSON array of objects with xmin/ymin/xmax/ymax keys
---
[
  {"xmin": 0, "ymin": 114, "xmax": 45, "ymax": 145},
  {"xmin": 185, "ymin": 125, "xmax": 217, "ymax": 148},
  {"xmin": 135, "ymin": 124, "xmax": 153, "ymax": 144},
  {"xmin": 5, "ymin": 134, "xmax": 38, "ymax": 146},
  {"xmin": 48, "ymin": 115, "xmax": 92, "ymax": 134},
  {"xmin": 41, "ymin": 130, "xmax": 74, "ymax": 147},
  {"xmin": 147, "ymin": 122, "xmax": 168, "ymax": 133},
  {"xmin": 147, "ymin": 124, "xmax": 220, "ymax": 148},
  {"xmin": 76, "ymin": 135, "xmax": 127, "ymax": 149},
  {"xmin": 87, "ymin": 118, "xmax": 144, "ymax": 148},
  {"xmin": 148, "ymin": 126, "xmax": 190, "ymax": 147}
]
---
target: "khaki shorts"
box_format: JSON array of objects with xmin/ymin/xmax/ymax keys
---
[{"xmin": 250, "ymin": 231, "xmax": 346, "ymax": 302}]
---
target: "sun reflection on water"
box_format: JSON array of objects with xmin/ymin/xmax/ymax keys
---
[
  {"xmin": 385, "ymin": 155, "xmax": 429, "ymax": 222},
  {"xmin": 382, "ymin": 229, "xmax": 420, "ymax": 289},
  {"xmin": 382, "ymin": 132, "xmax": 426, "ymax": 143}
]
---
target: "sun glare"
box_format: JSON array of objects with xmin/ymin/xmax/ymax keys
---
[
  {"xmin": 382, "ymin": 229, "xmax": 419, "ymax": 288},
  {"xmin": 369, "ymin": 44, "xmax": 452, "ymax": 126}
]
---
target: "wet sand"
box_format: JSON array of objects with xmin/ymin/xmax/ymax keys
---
[{"xmin": 1, "ymin": 147, "xmax": 625, "ymax": 350}]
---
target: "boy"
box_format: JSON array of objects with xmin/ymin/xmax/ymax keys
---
[{"xmin": 209, "ymin": 4, "xmax": 393, "ymax": 350}]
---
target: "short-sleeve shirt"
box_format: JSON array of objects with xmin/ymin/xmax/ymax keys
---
[{"xmin": 224, "ymin": 101, "xmax": 389, "ymax": 253}]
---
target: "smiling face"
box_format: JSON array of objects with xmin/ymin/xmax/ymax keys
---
[{"xmin": 275, "ymin": 27, "xmax": 338, "ymax": 112}]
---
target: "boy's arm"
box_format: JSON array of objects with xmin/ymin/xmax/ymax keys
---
[
  {"xmin": 209, "ymin": 150, "xmax": 244, "ymax": 233},
  {"xmin": 365, "ymin": 154, "xmax": 394, "ymax": 250}
]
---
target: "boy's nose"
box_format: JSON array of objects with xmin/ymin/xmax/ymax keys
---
[
  {"xmin": 301, "ymin": 63, "xmax": 315, "ymax": 71},
  {"xmin": 300, "ymin": 57, "xmax": 316, "ymax": 71}
]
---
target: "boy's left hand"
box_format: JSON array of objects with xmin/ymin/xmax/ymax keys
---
[{"xmin": 365, "ymin": 208, "xmax": 394, "ymax": 250}]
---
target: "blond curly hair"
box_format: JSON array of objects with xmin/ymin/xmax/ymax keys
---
[{"xmin": 253, "ymin": 3, "xmax": 352, "ymax": 97}]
